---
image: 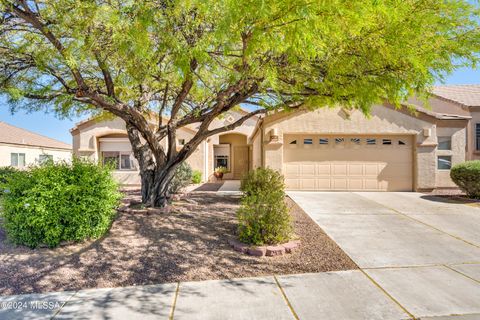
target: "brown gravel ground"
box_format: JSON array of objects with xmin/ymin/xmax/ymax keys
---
[{"xmin": 0, "ymin": 192, "xmax": 357, "ymax": 295}]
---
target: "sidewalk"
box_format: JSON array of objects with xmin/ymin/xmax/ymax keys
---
[{"xmin": 1, "ymin": 270, "xmax": 413, "ymax": 320}]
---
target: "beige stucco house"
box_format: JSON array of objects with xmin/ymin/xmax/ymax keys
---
[
  {"xmin": 0, "ymin": 121, "xmax": 72, "ymax": 168},
  {"xmin": 71, "ymin": 85, "xmax": 480, "ymax": 192},
  {"xmin": 70, "ymin": 111, "xmax": 258, "ymax": 185}
]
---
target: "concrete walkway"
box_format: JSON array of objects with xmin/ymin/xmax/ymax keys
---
[
  {"xmin": 1, "ymin": 271, "xmax": 414, "ymax": 320},
  {"xmin": 2, "ymin": 192, "xmax": 480, "ymax": 319},
  {"xmin": 288, "ymin": 191, "xmax": 480, "ymax": 320},
  {"xmin": 217, "ymin": 180, "xmax": 241, "ymax": 194}
]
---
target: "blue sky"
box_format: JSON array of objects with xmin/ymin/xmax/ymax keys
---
[{"xmin": 0, "ymin": 67, "xmax": 479, "ymax": 144}]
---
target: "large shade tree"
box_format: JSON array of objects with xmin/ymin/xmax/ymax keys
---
[{"xmin": 1, "ymin": 0, "xmax": 479, "ymax": 207}]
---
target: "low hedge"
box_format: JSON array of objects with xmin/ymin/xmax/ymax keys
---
[
  {"xmin": 237, "ymin": 168, "xmax": 292, "ymax": 245},
  {"xmin": 450, "ymin": 161, "xmax": 480, "ymax": 199},
  {"xmin": 2, "ymin": 159, "xmax": 121, "ymax": 248}
]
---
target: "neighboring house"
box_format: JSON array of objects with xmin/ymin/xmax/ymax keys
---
[
  {"xmin": 412, "ymin": 85, "xmax": 480, "ymax": 161},
  {"xmin": 71, "ymin": 85, "xmax": 480, "ymax": 191},
  {"xmin": 0, "ymin": 121, "xmax": 72, "ymax": 168}
]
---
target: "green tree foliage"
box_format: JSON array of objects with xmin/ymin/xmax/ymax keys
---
[
  {"xmin": 238, "ymin": 168, "xmax": 292, "ymax": 245},
  {"xmin": 0, "ymin": 1, "xmax": 479, "ymax": 206},
  {"xmin": 450, "ymin": 161, "xmax": 480, "ymax": 199},
  {"xmin": 1, "ymin": 159, "xmax": 121, "ymax": 248}
]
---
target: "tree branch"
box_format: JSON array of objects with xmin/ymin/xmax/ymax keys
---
[{"xmin": 94, "ymin": 51, "xmax": 115, "ymax": 97}]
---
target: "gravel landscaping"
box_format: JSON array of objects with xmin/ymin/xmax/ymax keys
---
[{"xmin": 0, "ymin": 191, "xmax": 357, "ymax": 295}]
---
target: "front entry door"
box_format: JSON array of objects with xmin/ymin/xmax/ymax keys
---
[{"xmin": 233, "ymin": 146, "xmax": 249, "ymax": 179}]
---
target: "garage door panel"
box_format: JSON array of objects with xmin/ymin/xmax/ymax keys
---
[
  {"xmin": 285, "ymin": 179, "xmax": 300, "ymax": 189},
  {"xmin": 348, "ymin": 178, "xmax": 364, "ymax": 190},
  {"xmin": 316, "ymin": 178, "xmax": 331, "ymax": 189},
  {"xmin": 333, "ymin": 178, "xmax": 348, "ymax": 190},
  {"xmin": 301, "ymin": 179, "xmax": 316, "ymax": 190},
  {"xmin": 317, "ymin": 164, "xmax": 331, "ymax": 175},
  {"xmin": 364, "ymin": 179, "xmax": 380, "ymax": 190},
  {"xmin": 348, "ymin": 164, "xmax": 364, "ymax": 176},
  {"xmin": 301, "ymin": 164, "xmax": 316, "ymax": 175},
  {"xmin": 284, "ymin": 164, "xmax": 300, "ymax": 176},
  {"xmin": 284, "ymin": 135, "xmax": 413, "ymax": 191},
  {"xmin": 333, "ymin": 164, "xmax": 348, "ymax": 175}
]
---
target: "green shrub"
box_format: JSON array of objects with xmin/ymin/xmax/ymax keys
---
[
  {"xmin": 0, "ymin": 167, "xmax": 17, "ymax": 197},
  {"xmin": 0, "ymin": 166, "xmax": 17, "ymax": 185},
  {"xmin": 2, "ymin": 158, "xmax": 121, "ymax": 248},
  {"xmin": 450, "ymin": 161, "xmax": 480, "ymax": 199},
  {"xmin": 168, "ymin": 162, "xmax": 193, "ymax": 194},
  {"xmin": 191, "ymin": 170, "xmax": 202, "ymax": 184},
  {"xmin": 237, "ymin": 168, "xmax": 292, "ymax": 245}
]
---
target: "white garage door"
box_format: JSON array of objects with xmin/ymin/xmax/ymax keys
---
[{"xmin": 284, "ymin": 135, "xmax": 413, "ymax": 191}]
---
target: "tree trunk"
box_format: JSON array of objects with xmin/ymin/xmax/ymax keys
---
[{"xmin": 140, "ymin": 164, "xmax": 179, "ymax": 207}]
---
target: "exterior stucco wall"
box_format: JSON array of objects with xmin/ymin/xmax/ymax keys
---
[
  {"xmin": 218, "ymin": 133, "xmax": 248, "ymax": 180},
  {"xmin": 71, "ymin": 118, "xmax": 205, "ymax": 185},
  {"xmin": 72, "ymin": 110, "xmax": 254, "ymax": 185},
  {"xmin": 468, "ymin": 111, "xmax": 480, "ymax": 160},
  {"xmin": 0, "ymin": 144, "xmax": 71, "ymax": 167},
  {"xmin": 436, "ymin": 125, "xmax": 467, "ymax": 188},
  {"xmin": 251, "ymin": 129, "xmax": 262, "ymax": 169},
  {"xmin": 258, "ymin": 105, "xmax": 465, "ymax": 190},
  {"xmin": 408, "ymin": 96, "xmax": 470, "ymax": 116}
]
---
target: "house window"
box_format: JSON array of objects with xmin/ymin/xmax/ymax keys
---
[
  {"xmin": 438, "ymin": 136, "xmax": 451, "ymax": 150},
  {"xmin": 289, "ymin": 140, "xmax": 297, "ymax": 145},
  {"xmin": 398, "ymin": 140, "xmax": 406, "ymax": 145},
  {"xmin": 215, "ymin": 155, "xmax": 229, "ymax": 169},
  {"xmin": 11, "ymin": 153, "xmax": 26, "ymax": 167},
  {"xmin": 350, "ymin": 138, "xmax": 361, "ymax": 145},
  {"xmin": 319, "ymin": 138, "xmax": 329, "ymax": 145},
  {"xmin": 102, "ymin": 152, "xmax": 134, "ymax": 170},
  {"xmin": 382, "ymin": 139, "xmax": 392, "ymax": 145},
  {"xmin": 335, "ymin": 138, "xmax": 344, "ymax": 144},
  {"xmin": 178, "ymin": 139, "xmax": 186, "ymax": 146},
  {"xmin": 303, "ymin": 138, "xmax": 313, "ymax": 145},
  {"xmin": 366, "ymin": 138, "xmax": 376, "ymax": 145},
  {"xmin": 39, "ymin": 154, "xmax": 53, "ymax": 164},
  {"xmin": 437, "ymin": 156, "xmax": 452, "ymax": 170},
  {"xmin": 476, "ymin": 123, "xmax": 480, "ymax": 150}
]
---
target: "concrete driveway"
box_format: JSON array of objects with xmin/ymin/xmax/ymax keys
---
[{"xmin": 288, "ymin": 191, "xmax": 480, "ymax": 319}]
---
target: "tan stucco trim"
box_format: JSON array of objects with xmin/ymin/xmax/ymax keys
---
[
  {"xmin": 0, "ymin": 142, "xmax": 72, "ymax": 151},
  {"xmin": 431, "ymin": 93, "xmax": 476, "ymax": 110}
]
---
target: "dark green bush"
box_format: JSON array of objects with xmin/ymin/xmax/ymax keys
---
[
  {"xmin": 0, "ymin": 166, "xmax": 17, "ymax": 185},
  {"xmin": 2, "ymin": 159, "xmax": 121, "ymax": 248},
  {"xmin": 237, "ymin": 168, "xmax": 292, "ymax": 245},
  {"xmin": 450, "ymin": 161, "xmax": 480, "ymax": 199},
  {"xmin": 168, "ymin": 162, "xmax": 193, "ymax": 194},
  {"xmin": 191, "ymin": 170, "xmax": 202, "ymax": 184}
]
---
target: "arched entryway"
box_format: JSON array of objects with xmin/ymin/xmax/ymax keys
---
[{"xmin": 216, "ymin": 133, "xmax": 250, "ymax": 180}]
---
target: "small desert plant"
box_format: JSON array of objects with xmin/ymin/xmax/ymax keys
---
[
  {"xmin": 237, "ymin": 168, "xmax": 292, "ymax": 245},
  {"xmin": 215, "ymin": 166, "xmax": 227, "ymax": 174},
  {"xmin": 451, "ymin": 161, "xmax": 480, "ymax": 199},
  {"xmin": 192, "ymin": 170, "xmax": 202, "ymax": 184},
  {"xmin": 2, "ymin": 158, "xmax": 121, "ymax": 248},
  {"xmin": 169, "ymin": 162, "xmax": 193, "ymax": 194}
]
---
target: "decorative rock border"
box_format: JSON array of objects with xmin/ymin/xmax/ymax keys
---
[{"xmin": 228, "ymin": 239, "xmax": 300, "ymax": 257}]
